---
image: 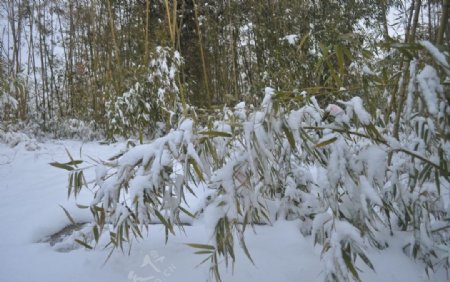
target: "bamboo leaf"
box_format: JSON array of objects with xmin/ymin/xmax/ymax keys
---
[
  {"xmin": 342, "ymin": 247, "xmax": 361, "ymax": 281},
  {"xmin": 435, "ymin": 170, "xmax": 441, "ymax": 196},
  {"xmin": 92, "ymin": 205, "xmax": 104, "ymax": 212},
  {"xmin": 299, "ymin": 32, "xmax": 310, "ymax": 49},
  {"xmin": 186, "ymin": 243, "xmax": 216, "ymax": 250},
  {"xmin": 59, "ymin": 205, "xmax": 79, "ymax": 227},
  {"xmin": 282, "ymin": 125, "xmax": 296, "ymax": 150},
  {"xmin": 199, "ymin": 130, "xmax": 232, "ymax": 138},
  {"xmin": 195, "ymin": 250, "xmax": 214, "ymax": 255},
  {"xmin": 240, "ymin": 238, "xmax": 255, "ymax": 265},
  {"xmin": 68, "ymin": 173, "xmax": 74, "ymax": 197},
  {"xmin": 93, "ymin": 225, "xmax": 100, "ymax": 243},
  {"xmin": 189, "ymin": 159, "xmax": 204, "ymax": 181},
  {"xmin": 74, "ymin": 239, "xmax": 93, "ymax": 250},
  {"xmin": 179, "ymin": 206, "xmax": 196, "ymax": 218},
  {"xmin": 358, "ymin": 251, "xmax": 375, "ymax": 271},
  {"xmin": 130, "ymin": 223, "xmax": 143, "ymax": 239},
  {"xmin": 65, "ymin": 160, "xmax": 83, "ymax": 166},
  {"xmin": 196, "ymin": 254, "xmax": 213, "ymax": 267},
  {"xmin": 50, "ymin": 162, "xmax": 74, "ymax": 171},
  {"xmin": 154, "ymin": 209, "xmax": 175, "ymax": 236},
  {"xmin": 315, "ymin": 137, "xmax": 337, "ymax": 148},
  {"xmin": 335, "ymin": 45, "xmax": 345, "ymax": 74}
]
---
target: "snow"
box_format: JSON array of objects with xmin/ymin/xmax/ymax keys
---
[
  {"xmin": 325, "ymin": 104, "xmax": 344, "ymax": 117},
  {"xmin": 362, "ymin": 65, "xmax": 376, "ymax": 76},
  {"xmin": 234, "ymin": 102, "xmax": 247, "ymax": 120},
  {"xmin": 281, "ymin": 34, "xmax": 299, "ymax": 45},
  {"xmin": 338, "ymin": 96, "xmax": 372, "ymax": 125},
  {"xmin": 0, "ymin": 92, "xmax": 18, "ymax": 110},
  {"xmin": 359, "ymin": 145, "xmax": 387, "ymax": 185},
  {"xmin": 262, "ymin": 87, "xmax": 275, "ymax": 108},
  {"xmin": 419, "ymin": 41, "xmax": 450, "ymax": 69},
  {"xmin": 416, "ymin": 65, "xmax": 443, "ymax": 116},
  {"xmin": 0, "ymin": 140, "xmax": 447, "ymax": 282}
]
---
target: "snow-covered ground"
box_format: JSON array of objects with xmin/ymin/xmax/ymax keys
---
[{"xmin": 0, "ymin": 140, "xmax": 447, "ymax": 282}]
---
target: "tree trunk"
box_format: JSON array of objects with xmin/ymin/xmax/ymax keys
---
[{"xmin": 437, "ymin": 0, "xmax": 449, "ymax": 45}]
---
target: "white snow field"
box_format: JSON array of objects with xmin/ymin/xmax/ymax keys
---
[{"xmin": 0, "ymin": 140, "xmax": 447, "ymax": 282}]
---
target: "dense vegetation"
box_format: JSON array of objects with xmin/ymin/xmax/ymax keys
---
[{"xmin": 2, "ymin": 0, "xmax": 449, "ymax": 281}]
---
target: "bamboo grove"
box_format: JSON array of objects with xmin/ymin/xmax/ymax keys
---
[{"xmin": 1, "ymin": 0, "xmax": 447, "ymax": 138}]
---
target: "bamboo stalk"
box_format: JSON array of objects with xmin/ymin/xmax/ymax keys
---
[
  {"xmin": 437, "ymin": 0, "xmax": 449, "ymax": 45},
  {"xmin": 163, "ymin": 0, "xmax": 175, "ymax": 45},
  {"xmin": 192, "ymin": 0, "xmax": 211, "ymax": 107},
  {"xmin": 144, "ymin": 0, "xmax": 150, "ymax": 65},
  {"xmin": 106, "ymin": 0, "xmax": 121, "ymax": 67}
]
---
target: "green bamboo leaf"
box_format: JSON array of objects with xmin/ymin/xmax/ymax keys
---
[
  {"xmin": 109, "ymin": 232, "xmax": 117, "ymax": 246},
  {"xmin": 326, "ymin": 60, "xmax": 342, "ymax": 87},
  {"xmin": 335, "ymin": 45, "xmax": 345, "ymax": 74},
  {"xmin": 282, "ymin": 125, "xmax": 296, "ymax": 150},
  {"xmin": 179, "ymin": 206, "xmax": 195, "ymax": 218},
  {"xmin": 358, "ymin": 251, "xmax": 375, "ymax": 271},
  {"xmin": 343, "ymin": 45, "xmax": 353, "ymax": 61},
  {"xmin": 435, "ymin": 170, "xmax": 441, "ymax": 196},
  {"xmin": 124, "ymin": 221, "xmax": 130, "ymax": 242},
  {"xmin": 366, "ymin": 123, "xmax": 383, "ymax": 141},
  {"xmin": 59, "ymin": 205, "xmax": 79, "ymax": 227},
  {"xmin": 50, "ymin": 162, "xmax": 74, "ymax": 171},
  {"xmin": 186, "ymin": 243, "xmax": 216, "ymax": 250},
  {"xmin": 195, "ymin": 250, "xmax": 214, "ymax": 255},
  {"xmin": 227, "ymin": 242, "xmax": 235, "ymax": 261},
  {"xmin": 418, "ymin": 163, "xmax": 433, "ymax": 183},
  {"xmin": 130, "ymin": 223, "xmax": 143, "ymax": 239},
  {"xmin": 74, "ymin": 239, "xmax": 93, "ymax": 250},
  {"xmin": 240, "ymin": 238, "xmax": 255, "ymax": 265},
  {"xmin": 184, "ymin": 183, "xmax": 196, "ymax": 197},
  {"xmin": 68, "ymin": 173, "xmax": 74, "ymax": 197},
  {"xmin": 342, "ymin": 247, "xmax": 361, "ymax": 281},
  {"xmin": 117, "ymin": 225, "xmax": 124, "ymax": 251},
  {"xmin": 315, "ymin": 137, "xmax": 337, "ymax": 148},
  {"xmin": 412, "ymin": 243, "xmax": 419, "ymax": 258},
  {"xmin": 189, "ymin": 159, "xmax": 204, "ymax": 181},
  {"xmin": 154, "ymin": 209, "xmax": 175, "ymax": 236},
  {"xmin": 99, "ymin": 209, "xmax": 106, "ymax": 226},
  {"xmin": 298, "ymin": 32, "xmax": 310, "ymax": 49},
  {"xmin": 73, "ymin": 172, "xmax": 79, "ymax": 194},
  {"xmin": 93, "ymin": 226, "xmax": 100, "ymax": 243},
  {"xmin": 197, "ymin": 254, "xmax": 213, "ymax": 267},
  {"xmin": 76, "ymin": 171, "xmax": 84, "ymax": 195},
  {"xmin": 198, "ymin": 131, "xmax": 232, "ymax": 138},
  {"xmin": 65, "ymin": 160, "xmax": 83, "ymax": 166},
  {"xmin": 362, "ymin": 49, "xmax": 372, "ymax": 59},
  {"xmin": 91, "ymin": 205, "xmax": 104, "ymax": 212},
  {"xmin": 319, "ymin": 42, "xmax": 330, "ymax": 56}
]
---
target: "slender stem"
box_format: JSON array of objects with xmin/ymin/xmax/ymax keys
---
[
  {"xmin": 163, "ymin": 0, "xmax": 175, "ymax": 45},
  {"xmin": 192, "ymin": 0, "xmax": 211, "ymax": 107},
  {"xmin": 437, "ymin": 0, "xmax": 449, "ymax": 45},
  {"xmin": 144, "ymin": 0, "xmax": 150, "ymax": 65}
]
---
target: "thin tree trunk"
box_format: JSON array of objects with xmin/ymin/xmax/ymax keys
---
[
  {"xmin": 408, "ymin": 0, "xmax": 422, "ymax": 43},
  {"xmin": 437, "ymin": 0, "xmax": 449, "ymax": 45},
  {"xmin": 144, "ymin": 0, "xmax": 150, "ymax": 65},
  {"xmin": 380, "ymin": 0, "xmax": 390, "ymax": 40},
  {"xmin": 106, "ymin": 0, "xmax": 121, "ymax": 68},
  {"xmin": 392, "ymin": 0, "xmax": 422, "ymax": 142},
  {"xmin": 192, "ymin": 0, "xmax": 211, "ymax": 107}
]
